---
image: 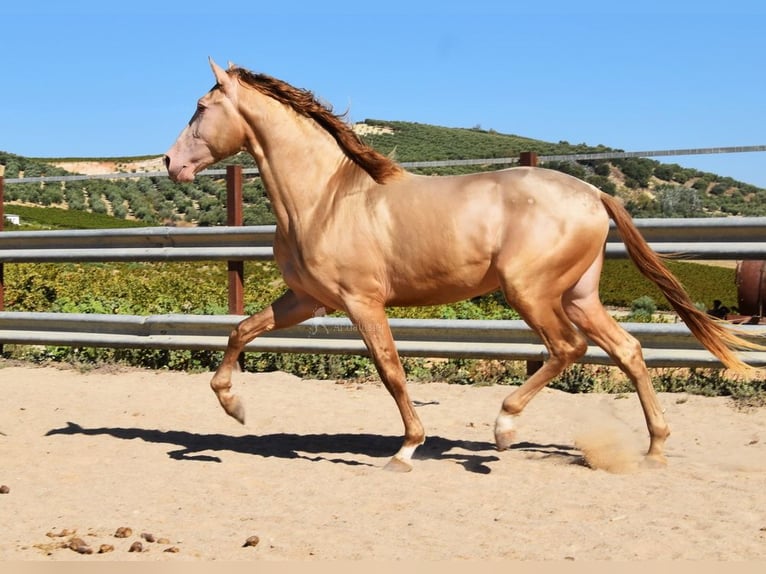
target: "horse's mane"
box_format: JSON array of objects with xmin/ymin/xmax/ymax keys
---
[{"xmin": 231, "ymin": 67, "xmax": 403, "ymax": 185}]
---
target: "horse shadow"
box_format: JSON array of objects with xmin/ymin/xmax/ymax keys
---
[{"xmin": 45, "ymin": 422, "xmax": 580, "ymax": 474}]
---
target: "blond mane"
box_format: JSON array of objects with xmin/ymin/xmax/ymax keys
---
[{"xmin": 230, "ymin": 67, "xmax": 403, "ymax": 184}]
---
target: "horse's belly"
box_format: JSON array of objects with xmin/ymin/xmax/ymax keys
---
[{"xmin": 385, "ymin": 263, "xmax": 499, "ymax": 307}]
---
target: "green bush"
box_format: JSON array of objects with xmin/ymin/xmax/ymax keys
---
[
  {"xmin": 594, "ymin": 162, "xmax": 611, "ymax": 177},
  {"xmin": 616, "ymin": 158, "xmax": 655, "ymax": 188},
  {"xmin": 627, "ymin": 295, "xmax": 657, "ymax": 322},
  {"xmin": 653, "ymin": 368, "xmax": 766, "ymax": 403}
]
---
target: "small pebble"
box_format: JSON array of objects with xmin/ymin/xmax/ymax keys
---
[
  {"xmin": 243, "ymin": 535, "xmax": 260, "ymax": 548},
  {"xmin": 68, "ymin": 538, "xmax": 93, "ymax": 554},
  {"xmin": 157, "ymin": 537, "xmax": 171, "ymax": 544},
  {"xmin": 164, "ymin": 546, "xmax": 180, "ymax": 553},
  {"xmin": 0, "ymin": 485, "xmax": 9, "ymax": 494},
  {"xmin": 141, "ymin": 532, "xmax": 156, "ymax": 543},
  {"xmin": 114, "ymin": 526, "xmax": 133, "ymax": 538},
  {"xmin": 99, "ymin": 544, "xmax": 115, "ymax": 554},
  {"xmin": 68, "ymin": 537, "xmax": 87, "ymax": 548},
  {"xmin": 129, "ymin": 541, "xmax": 143, "ymax": 553}
]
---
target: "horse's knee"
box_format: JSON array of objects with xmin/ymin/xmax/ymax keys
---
[{"xmin": 229, "ymin": 324, "xmax": 247, "ymax": 349}]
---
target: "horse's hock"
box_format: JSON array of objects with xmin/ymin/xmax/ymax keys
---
[{"xmin": 736, "ymin": 260, "xmax": 766, "ymax": 317}]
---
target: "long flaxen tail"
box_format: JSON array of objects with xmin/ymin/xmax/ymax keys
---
[{"xmin": 600, "ymin": 192, "xmax": 765, "ymax": 376}]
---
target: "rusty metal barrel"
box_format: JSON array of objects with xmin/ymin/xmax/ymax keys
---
[{"xmin": 736, "ymin": 260, "xmax": 766, "ymax": 316}]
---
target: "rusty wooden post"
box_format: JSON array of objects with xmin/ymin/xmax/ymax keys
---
[
  {"xmin": 736, "ymin": 260, "xmax": 766, "ymax": 317},
  {"xmin": 519, "ymin": 151, "xmax": 538, "ymax": 168},
  {"xmin": 226, "ymin": 165, "xmax": 244, "ymax": 316},
  {"xmin": 226, "ymin": 165, "xmax": 246, "ymax": 370},
  {"xmin": 518, "ymin": 152, "xmax": 543, "ymax": 376}
]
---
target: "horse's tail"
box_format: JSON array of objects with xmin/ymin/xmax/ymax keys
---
[{"xmin": 600, "ymin": 192, "xmax": 765, "ymax": 376}]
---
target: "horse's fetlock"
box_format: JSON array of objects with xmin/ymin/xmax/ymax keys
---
[
  {"xmin": 501, "ymin": 397, "xmax": 523, "ymax": 417},
  {"xmin": 210, "ymin": 374, "xmax": 232, "ymax": 394}
]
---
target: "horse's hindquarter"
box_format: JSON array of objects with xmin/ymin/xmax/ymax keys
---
[
  {"xmin": 494, "ymin": 167, "xmax": 609, "ymax": 251},
  {"xmin": 489, "ymin": 168, "xmax": 610, "ymax": 295}
]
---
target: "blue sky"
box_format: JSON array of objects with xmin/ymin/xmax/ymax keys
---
[{"xmin": 2, "ymin": 1, "xmax": 765, "ymax": 187}]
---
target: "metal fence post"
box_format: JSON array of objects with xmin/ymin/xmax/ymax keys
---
[{"xmin": 226, "ymin": 165, "xmax": 244, "ymax": 316}]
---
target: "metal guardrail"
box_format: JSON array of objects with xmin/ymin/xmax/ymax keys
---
[
  {"xmin": 1, "ymin": 312, "xmax": 765, "ymax": 368},
  {"xmin": 0, "ymin": 226, "xmax": 274, "ymax": 262},
  {"xmin": 2, "ymin": 216, "xmax": 766, "ymax": 368},
  {"xmin": 3, "ymin": 217, "xmax": 766, "ymax": 262}
]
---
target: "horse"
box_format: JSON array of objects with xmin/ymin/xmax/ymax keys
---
[{"xmin": 164, "ymin": 58, "xmax": 763, "ymax": 472}]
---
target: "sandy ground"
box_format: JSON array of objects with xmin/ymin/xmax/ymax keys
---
[{"xmin": 1, "ymin": 361, "xmax": 765, "ymax": 562}]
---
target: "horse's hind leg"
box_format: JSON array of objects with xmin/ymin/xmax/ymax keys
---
[
  {"xmin": 562, "ymin": 257, "xmax": 670, "ymax": 464},
  {"xmin": 211, "ymin": 288, "xmax": 323, "ymax": 423},
  {"xmin": 494, "ymin": 295, "xmax": 589, "ymax": 451}
]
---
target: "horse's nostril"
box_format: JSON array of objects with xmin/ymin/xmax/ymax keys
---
[{"xmin": 163, "ymin": 155, "xmax": 171, "ymax": 170}]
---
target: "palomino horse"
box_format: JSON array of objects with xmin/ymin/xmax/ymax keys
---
[{"xmin": 165, "ymin": 59, "xmax": 762, "ymax": 472}]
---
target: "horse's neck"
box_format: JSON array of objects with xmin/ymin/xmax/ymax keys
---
[{"xmin": 241, "ymin": 93, "xmax": 357, "ymax": 233}]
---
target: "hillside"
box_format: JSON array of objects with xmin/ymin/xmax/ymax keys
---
[{"xmin": 2, "ymin": 120, "xmax": 765, "ymax": 229}]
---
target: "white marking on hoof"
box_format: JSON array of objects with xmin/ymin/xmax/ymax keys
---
[
  {"xmin": 397, "ymin": 445, "xmax": 418, "ymax": 461},
  {"xmin": 494, "ymin": 412, "xmax": 517, "ymax": 451}
]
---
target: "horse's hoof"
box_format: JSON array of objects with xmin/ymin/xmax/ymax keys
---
[
  {"xmin": 224, "ymin": 396, "xmax": 246, "ymax": 425},
  {"xmin": 494, "ymin": 430, "xmax": 516, "ymax": 451},
  {"xmin": 383, "ymin": 456, "xmax": 413, "ymax": 473},
  {"xmin": 641, "ymin": 453, "xmax": 667, "ymax": 469}
]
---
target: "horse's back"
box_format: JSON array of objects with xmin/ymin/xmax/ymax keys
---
[{"xmin": 398, "ymin": 166, "xmax": 610, "ymax": 241}]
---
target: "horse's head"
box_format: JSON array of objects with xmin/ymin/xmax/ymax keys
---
[{"xmin": 164, "ymin": 58, "xmax": 248, "ymax": 182}]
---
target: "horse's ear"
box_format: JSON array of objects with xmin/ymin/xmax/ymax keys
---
[
  {"xmin": 227, "ymin": 61, "xmax": 237, "ymax": 70},
  {"xmin": 209, "ymin": 57, "xmax": 232, "ymax": 92}
]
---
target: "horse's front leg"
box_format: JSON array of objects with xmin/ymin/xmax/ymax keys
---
[
  {"xmin": 212, "ymin": 289, "xmax": 324, "ymax": 423},
  {"xmin": 345, "ymin": 303, "xmax": 425, "ymax": 472}
]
